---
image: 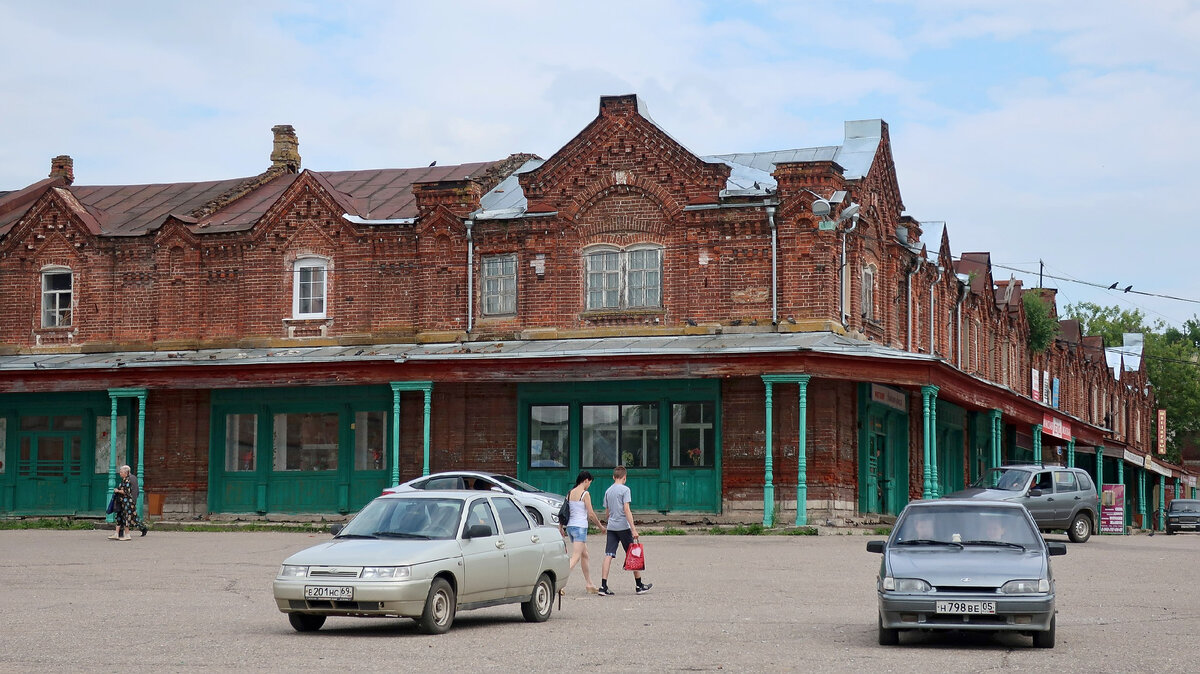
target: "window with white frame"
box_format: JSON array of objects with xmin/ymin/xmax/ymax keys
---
[
  {"xmin": 482, "ymin": 254, "xmax": 517, "ymax": 315},
  {"xmin": 41, "ymin": 267, "xmax": 73, "ymax": 327},
  {"xmin": 292, "ymin": 257, "xmax": 327, "ymax": 318},
  {"xmin": 585, "ymin": 244, "xmax": 662, "ymax": 311},
  {"xmin": 862, "ymin": 265, "xmax": 876, "ymax": 321}
]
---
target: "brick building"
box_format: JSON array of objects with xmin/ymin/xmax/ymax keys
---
[{"xmin": 0, "ymin": 95, "xmax": 1192, "ymax": 525}]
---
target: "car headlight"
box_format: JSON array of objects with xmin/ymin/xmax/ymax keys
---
[
  {"xmin": 279, "ymin": 565, "xmax": 309, "ymax": 578},
  {"xmin": 360, "ymin": 566, "xmax": 411, "ymax": 580},
  {"xmin": 882, "ymin": 577, "xmax": 931, "ymax": 592},
  {"xmin": 1000, "ymin": 579, "xmax": 1050, "ymax": 594}
]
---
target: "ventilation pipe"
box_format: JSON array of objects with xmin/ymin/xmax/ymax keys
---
[
  {"xmin": 465, "ymin": 219, "xmax": 474, "ymax": 335},
  {"xmin": 768, "ymin": 205, "xmax": 778, "ymax": 326},
  {"xmin": 929, "ymin": 265, "xmax": 943, "ymax": 354}
]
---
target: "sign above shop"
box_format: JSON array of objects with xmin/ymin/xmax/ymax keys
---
[
  {"xmin": 870, "ymin": 384, "xmax": 908, "ymax": 412},
  {"xmin": 1041, "ymin": 413, "xmax": 1071, "ymax": 441}
]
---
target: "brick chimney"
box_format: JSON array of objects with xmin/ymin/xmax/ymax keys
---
[
  {"xmin": 49, "ymin": 155, "xmax": 74, "ymax": 185},
  {"xmin": 270, "ymin": 125, "xmax": 301, "ymax": 173}
]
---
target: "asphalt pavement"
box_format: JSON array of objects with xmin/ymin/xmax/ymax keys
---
[{"xmin": 2, "ymin": 529, "xmax": 1198, "ymax": 672}]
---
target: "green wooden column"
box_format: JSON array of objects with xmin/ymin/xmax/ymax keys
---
[
  {"xmin": 990, "ymin": 409, "xmax": 1002, "ymax": 468},
  {"xmin": 1175, "ymin": 478, "xmax": 1181, "ymax": 499},
  {"xmin": 1117, "ymin": 458, "xmax": 1125, "ymax": 533},
  {"xmin": 1066, "ymin": 438, "xmax": 1075, "ymax": 468},
  {"xmin": 762, "ymin": 379, "xmax": 776, "ymax": 527},
  {"xmin": 921, "ymin": 387, "xmax": 933, "ymax": 499},
  {"xmin": 1032, "ymin": 424, "xmax": 1043, "ymax": 467},
  {"xmin": 1096, "ymin": 446, "xmax": 1104, "ymax": 504},
  {"xmin": 794, "ymin": 376, "xmax": 811, "ymax": 526},
  {"xmin": 390, "ymin": 381, "xmax": 434, "ymax": 480},
  {"xmin": 1159, "ymin": 474, "xmax": 1166, "ymax": 531},
  {"xmin": 929, "ymin": 389, "xmax": 939, "ymax": 498},
  {"xmin": 108, "ymin": 389, "xmax": 148, "ymax": 520},
  {"xmin": 1138, "ymin": 469, "xmax": 1147, "ymax": 527}
]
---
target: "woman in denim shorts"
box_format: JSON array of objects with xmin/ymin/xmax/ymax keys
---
[{"xmin": 560, "ymin": 470, "xmax": 606, "ymax": 594}]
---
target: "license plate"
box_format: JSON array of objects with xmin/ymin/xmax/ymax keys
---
[
  {"xmin": 1181, "ymin": 524, "xmax": 1197, "ymax": 529},
  {"xmin": 305, "ymin": 585, "xmax": 353, "ymax": 600},
  {"xmin": 936, "ymin": 600, "xmax": 995, "ymax": 615}
]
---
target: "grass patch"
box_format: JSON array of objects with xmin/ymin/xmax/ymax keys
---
[
  {"xmin": 0, "ymin": 518, "xmax": 95, "ymax": 530},
  {"xmin": 709, "ymin": 523, "xmax": 765, "ymax": 535},
  {"xmin": 782, "ymin": 526, "xmax": 819, "ymax": 536},
  {"xmin": 642, "ymin": 527, "xmax": 688, "ymax": 536},
  {"xmin": 174, "ymin": 523, "xmax": 339, "ymax": 533},
  {"xmin": 872, "ymin": 526, "xmax": 892, "ymax": 536}
]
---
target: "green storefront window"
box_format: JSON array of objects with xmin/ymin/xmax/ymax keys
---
[
  {"xmin": 672, "ymin": 402, "xmax": 714, "ymax": 467},
  {"xmin": 273, "ymin": 413, "xmax": 339, "ymax": 472},
  {"xmin": 225, "ymin": 414, "xmax": 258, "ymax": 472},
  {"xmin": 20, "ymin": 416, "xmax": 50, "ymax": 431},
  {"xmin": 582, "ymin": 404, "xmax": 658, "ymax": 468},
  {"xmin": 354, "ymin": 411, "xmax": 387, "ymax": 471},
  {"xmin": 529, "ymin": 405, "xmax": 569, "ymax": 469}
]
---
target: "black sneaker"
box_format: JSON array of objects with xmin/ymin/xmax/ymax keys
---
[
  {"xmin": 597, "ymin": 586, "xmax": 614, "ymax": 596},
  {"xmin": 636, "ymin": 583, "xmax": 653, "ymax": 595}
]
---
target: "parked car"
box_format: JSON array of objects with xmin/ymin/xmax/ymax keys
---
[
  {"xmin": 1166, "ymin": 498, "xmax": 1200, "ymax": 534},
  {"xmin": 384, "ymin": 471, "xmax": 566, "ymax": 526},
  {"xmin": 868, "ymin": 499, "xmax": 1066, "ymax": 648},
  {"xmin": 944, "ymin": 465, "xmax": 1098, "ymax": 543},
  {"xmin": 274, "ymin": 491, "xmax": 570, "ymax": 634}
]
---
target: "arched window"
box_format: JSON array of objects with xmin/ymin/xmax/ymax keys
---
[
  {"xmin": 292, "ymin": 256, "xmax": 328, "ymax": 319},
  {"xmin": 861, "ymin": 264, "xmax": 876, "ymax": 321},
  {"xmin": 41, "ymin": 266, "xmax": 73, "ymax": 327},
  {"xmin": 584, "ymin": 244, "xmax": 662, "ymax": 310}
]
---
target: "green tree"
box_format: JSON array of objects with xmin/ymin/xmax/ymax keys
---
[
  {"xmin": 1066, "ymin": 302, "xmax": 1200, "ymax": 464},
  {"xmin": 1023, "ymin": 292, "xmax": 1059, "ymax": 353}
]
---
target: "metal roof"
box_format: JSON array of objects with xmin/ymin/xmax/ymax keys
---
[{"xmin": 0, "ymin": 331, "xmax": 936, "ymax": 372}]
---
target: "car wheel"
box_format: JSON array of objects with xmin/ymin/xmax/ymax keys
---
[
  {"xmin": 418, "ymin": 578, "xmax": 456, "ymax": 634},
  {"xmin": 877, "ymin": 614, "xmax": 899, "ymax": 646},
  {"xmin": 1068, "ymin": 513, "xmax": 1092, "ymax": 543},
  {"xmin": 1032, "ymin": 615, "xmax": 1055, "ymax": 648},
  {"xmin": 526, "ymin": 507, "xmax": 544, "ymax": 526},
  {"xmin": 1167, "ymin": 527, "xmax": 1177, "ymax": 535},
  {"xmin": 522, "ymin": 573, "xmax": 555, "ymax": 622},
  {"xmin": 288, "ymin": 613, "xmax": 326, "ymax": 632}
]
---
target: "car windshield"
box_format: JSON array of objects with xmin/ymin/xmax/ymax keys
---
[
  {"xmin": 970, "ymin": 468, "xmax": 1031, "ymax": 492},
  {"xmin": 894, "ymin": 506, "xmax": 1041, "ymax": 548},
  {"xmin": 1170, "ymin": 500, "xmax": 1200, "ymax": 513},
  {"xmin": 339, "ymin": 497, "xmax": 464, "ymax": 540},
  {"xmin": 491, "ymin": 474, "xmax": 541, "ymax": 493}
]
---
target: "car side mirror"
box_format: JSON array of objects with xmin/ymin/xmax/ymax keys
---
[
  {"xmin": 329, "ymin": 524, "xmax": 343, "ymax": 536},
  {"xmin": 1028, "ymin": 488, "xmax": 1044, "ymax": 497},
  {"xmin": 1046, "ymin": 542, "xmax": 1067, "ymax": 556},
  {"xmin": 464, "ymin": 524, "xmax": 493, "ymax": 539},
  {"xmin": 866, "ymin": 540, "xmax": 886, "ymax": 553}
]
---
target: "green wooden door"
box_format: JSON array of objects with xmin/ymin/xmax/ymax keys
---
[{"xmin": 14, "ymin": 416, "xmax": 85, "ymax": 513}]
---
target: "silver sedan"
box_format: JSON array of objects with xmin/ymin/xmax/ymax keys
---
[
  {"xmin": 384, "ymin": 471, "xmax": 565, "ymax": 526},
  {"xmin": 274, "ymin": 491, "xmax": 571, "ymax": 634},
  {"xmin": 867, "ymin": 499, "xmax": 1066, "ymax": 648}
]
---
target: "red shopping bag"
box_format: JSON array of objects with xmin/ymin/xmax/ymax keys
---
[{"xmin": 623, "ymin": 541, "xmax": 646, "ymax": 571}]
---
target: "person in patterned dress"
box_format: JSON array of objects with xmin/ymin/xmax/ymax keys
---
[{"xmin": 109, "ymin": 465, "xmax": 147, "ymax": 541}]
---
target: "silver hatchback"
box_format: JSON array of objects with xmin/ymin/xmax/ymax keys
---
[
  {"xmin": 274, "ymin": 491, "xmax": 570, "ymax": 634},
  {"xmin": 868, "ymin": 500, "xmax": 1066, "ymax": 648}
]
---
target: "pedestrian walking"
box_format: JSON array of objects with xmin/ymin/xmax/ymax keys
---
[
  {"xmin": 559, "ymin": 470, "xmax": 605, "ymax": 595},
  {"xmin": 598, "ymin": 465, "xmax": 652, "ymax": 596},
  {"xmin": 109, "ymin": 465, "xmax": 148, "ymax": 540}
]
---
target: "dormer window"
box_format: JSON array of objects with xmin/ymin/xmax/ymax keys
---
[
  {"xmin": 41, "ymin": 267, "xmax": 73, "ymax": 327},
  {"xmin": 585, "ymin": 244, "xmax": 662, "ymax": 311},
  {"xmin": 293, "ymin": 257, "xmax": 328, "ymax": 319}
]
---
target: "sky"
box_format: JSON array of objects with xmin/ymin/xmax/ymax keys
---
[{"xmin": 2, "ymin": 0, "xmax": 1198, "ymax": 328}]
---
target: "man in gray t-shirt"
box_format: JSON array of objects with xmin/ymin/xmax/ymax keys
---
[{"xmin": 599, "ymin": 465, "xmax": 652, "ymax": 596}]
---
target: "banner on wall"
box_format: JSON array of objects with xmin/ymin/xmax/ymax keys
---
[
  {"xmin": 870, "ymin": 384, "xmax": 908, "ymax": 412},
  {"xmin": 1041, "ymin": 414, "xmax": 1071, "ymax": 441},
  {"xmin": 1031, "ymin": 369, "xmax": 1041, "ymax": 402},
  {"xmin": 1052, "ymin": 378, "xmax": 1060, "ymax": 409},
  {"xmin": 1101, "ymin": 484, "xmax": 1126, "ymax": 534}
]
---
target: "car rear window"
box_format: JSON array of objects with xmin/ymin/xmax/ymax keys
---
[{"xmin": 1054, "ymin": 471, "xmax": 1078, "ymax": 492}]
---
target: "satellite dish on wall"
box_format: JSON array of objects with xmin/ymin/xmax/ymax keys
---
[{"xmin": 811, "ymin": 199, "xmax": 832, "ymax": 217}]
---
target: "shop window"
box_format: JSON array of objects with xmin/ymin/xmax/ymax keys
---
[
  {"xmin": 225, "ymin": 414, "xmax": 258, "ymax": 472},
  {"xmin": 41, "ymin": 267, "xmax": 73, "ymax": 327},
  {"xmin": 582, "ymin": 403, "xmax": 659, "ymax": 468},
  {"xmin": 529, "ymin": 405, "xmax": 569, "ymax": 468},
  {"xmin": 272, "ymin": 413, "xmax": 339, "ymax": 471},
  {"xmin": 585, "ymin": 245, "xmax": 662, "ymax": 310},
  {"xmin": 672, "ymin": 402, "xmax": 715, "ymax": 467},
  {"xmin": 482, "ymin": 254, "xmax": 517, "ymax": 316},
  {"xmin": 293, "ymin": 257, "xmax": 328, "ymax": 318},
  {"xmin": 354, "ymin": 411, "xmax": 387, "ymax": 470}
]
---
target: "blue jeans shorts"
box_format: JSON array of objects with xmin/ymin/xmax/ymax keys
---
[{"xmin": 566, "ymin": 526, "xmax": 588, "ymax": 543}]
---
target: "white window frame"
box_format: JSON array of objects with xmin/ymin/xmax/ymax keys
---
[
  {"xmin": 482, "ymin": 254, "xmax": 517, "ymax": 316},
  {"xmin": 292, "ymin": 256, "xmax": 328, "ymax": 319},
  {"xmin": 584, "ymin": 244, "xmax": 662, "ymax": 311},
  {"xmin": 41, "ymin": 266, "xmax": 73, "ymax": 328},
  {"xmin": 861, "ymin": 265, "xmax": 876, "ymax": 321}
]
